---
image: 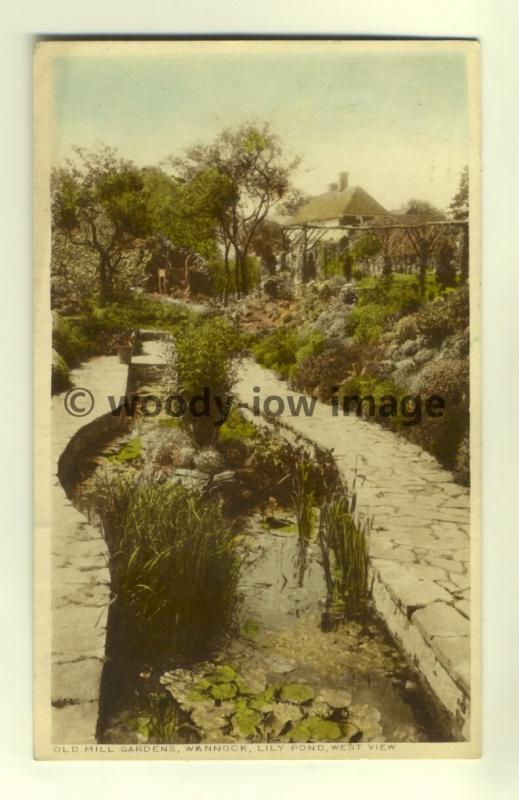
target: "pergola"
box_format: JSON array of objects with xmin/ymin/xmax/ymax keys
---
[{"xmin": 282, "ymin": 218, "xmax": 469, "ymax": 281}]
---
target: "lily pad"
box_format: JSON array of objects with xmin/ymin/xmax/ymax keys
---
[
  {"xmin": 231, "ymin": 708, "xmax": 262, "ymax": 737},
  {"xmin": 248, "ymin": 685, "xmax": 277, "ymax": 711},
  {"xmin": 213, "ymin": 665, "xmax": 237, "ymax": 683},
  {"xmin": 288, "ymin": 718, "xmax": 342, "ymax": 742},
  {"xmin": 210, "ymin": 682, "xmax": 238, "ymax": 701},
  {"xmin": 279, "ymin": 682, "xmax": 314, "ymax": 704}
]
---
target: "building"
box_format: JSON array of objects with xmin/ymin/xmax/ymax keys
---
[{"xmin": 284, "ymin": 172, "xmax": 388, "ymax": 283}]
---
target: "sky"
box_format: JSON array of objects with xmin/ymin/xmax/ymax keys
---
[{"xmin": 52, "ymin": 46, "xmax": 470, "ymax": 211}]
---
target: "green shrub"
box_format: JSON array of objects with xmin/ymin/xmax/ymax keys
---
[
  {"xmin": 51, "ymin": 349, "xmax": 72, "ymax": 394},
  {"xmin": 174, "ymin": 314, "xmax": 238, "ymax": 398},
  {"xmin": 52, "ymin": 315, "xmax": 93, "ymax": 367},
  {"xmin": 96, "ymin": 479, "xmax": 240, "ymax": 658},
  {"xmin": 402, "ymin": 357, "xmax": 469, "ymax": 473},
  {"xmin": 219, "ymin": 407, "xmax": 257, "ymax": 443},
  {"xmin": 252, "ymin": 327, "xmax": 325, "ymax": 379}
]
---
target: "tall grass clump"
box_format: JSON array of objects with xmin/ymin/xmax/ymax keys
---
[
  {"xmin": 318, "ymin": 484, "xmax": 371, "ymax": 625},
  {"xmin": 95, "ymin": 478, "xmax": 240, "ymax": 659},
  {"xmin": 292, "ymin": 454, "xmax": 316, "ymax": 587}
]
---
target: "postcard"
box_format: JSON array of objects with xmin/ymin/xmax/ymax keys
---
[{"xmin": 34, "ymin": 39, "xmax": 480, "ymax": 759}]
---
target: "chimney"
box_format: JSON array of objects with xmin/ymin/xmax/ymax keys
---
[
  {"xmin": 339, "ymin": 171, "xmax": 349, "ymax": 191},
  {"xmin": 328, "ymin": 182, "xmax": 339, "ymax": 193}
]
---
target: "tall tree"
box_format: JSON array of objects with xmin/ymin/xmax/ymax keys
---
[
  {"xmin": 449, "ymin": 166, "xmax": 469, "ymax": 220},
  {"xmin": 52, "ymin": 146, "xmax": 155, "ymax": 304},
  {"xmin": 402, "ymin": 199, "xmax": 445, "ymax": 294},
  {"xmin": 175, "ymin": 123, "xmax": 298, "ymax": 297}
]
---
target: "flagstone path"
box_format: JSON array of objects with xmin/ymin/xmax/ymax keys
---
[{"xmin": 235, "ymin": 359, "xmax": 473, "ymax": 739}]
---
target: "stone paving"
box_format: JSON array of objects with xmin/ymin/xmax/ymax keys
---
[
  {"xmin": 236, "ymin": 359, "xmax": 472, "ymax": 738},
  {"xmin": 51, "ymin": 355, "xmax": 128, "ymax": 743}
]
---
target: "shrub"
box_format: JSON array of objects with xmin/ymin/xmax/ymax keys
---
[
  {"xmin": 453, "ymin": 434, "xmax": 470, "ymax": 486},
  {"xmin": 174, "ymin": 315, "xmax": 238, "ymax": 399},
  {"xmin": 252, "ymin": 327, "xmax": 325, "ymax": 380},
  {"xmin": 409, "ymin": 357, "xmax": 469, "ymax": 471},
  {"xmin": 95, "ymin": 479, "xmax": 240, "ymax": 659},
  {"xmin": 52, "ymin": 315, "xmax": 93, "ymax": 367},
  {"xmin": 219, "ymin": 407, "xmax": 257, "ymax": 443},
  {"xmin": 290, "ymin": 339, "xmax": 353, "ymax": 400},
  {"xmin": 414, "ymin": 286, "xmax": 469, "ymax": 346},
  {"xmin": 51, "ymin": 349, "xmax": 72, "ymax": 394}
]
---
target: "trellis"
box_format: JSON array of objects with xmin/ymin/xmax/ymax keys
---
[{"xmin": 283, "ymin": 219, "xmax": 469, "ymax": 280}]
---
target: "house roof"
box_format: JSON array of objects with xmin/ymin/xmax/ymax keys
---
[{"xmin": 290, "ymin": 185, "xmax": 387, "ymax": 225}]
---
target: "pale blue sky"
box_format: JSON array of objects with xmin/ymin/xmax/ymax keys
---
[{"xmin": 52, "ymin": 49, "xmax": 469, "ymax": 210}]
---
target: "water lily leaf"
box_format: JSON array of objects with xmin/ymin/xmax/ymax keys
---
[
  {"xmin": 279, "ymin": 682, "xmax": 314, "ymax": 704},
  {"xmin": 210, "ymin": 681, "xmax": 238, "ymax": 701},
  {"xmin": 288, "ymin": 718, "xmax": 342, "ymax": 742}
]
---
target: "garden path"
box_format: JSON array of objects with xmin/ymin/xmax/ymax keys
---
[{"xmin": 235, "ymin": 359, "xmax": 473, "ymax": 738}]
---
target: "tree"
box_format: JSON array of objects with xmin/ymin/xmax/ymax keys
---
[
  {"xmin": 402, "ymin": 199, "xmax": 445, "ymax": 294},
  {"xmin": 436, "ymin": 239, "xmax": 457, "ymax": 289},
  {"xmin": 250, "ymin": 219, "xmax": 284, "ymax": 275},
  {"xmin": 449, "ymin": 166, "xmax": 469, "ymax": 220},
  {"xmin": 175, "ymin": 123, "xmax": 298, "ymax": 297},
  {"xmin": 52, "ymin": 146, "xmax": 155, "ymax": 304},
  {"xmin": 449, "ymin": 167, "xmax": 469, "ymax": 284}
]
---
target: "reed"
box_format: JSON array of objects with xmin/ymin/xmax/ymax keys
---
[{"xmin": 94, "ymin": 477, "xmax": 240, "ymax": 659}]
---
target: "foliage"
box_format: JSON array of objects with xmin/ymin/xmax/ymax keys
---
[
  {"xmin": 51, "ymin": 349, "xmax": 71, "ymax": 394},
  {"xmin": 414, "ymin": 286, "xmax": 469, "ymax": 346},
  {"xmin": 350, "ymin": 234, "xmax": 381, "ymax": 264},
  {"xmin": 292, "ymin": 454, "xmax": 316, "ymax": 586},
  {"xmin": 449, "ymin": 166, "xmax": 469, "ymax": 220},
  {"xmin": 53, "ymin": 296, "xmax": 193, "ymax": 369},
  {"xmin": 290, "ymin": 339, "xmax": 355, "ymax": 400},
  {"xmin": 52, "ymin": 146, "xmax": 156, "ymax": 304},
  {"xmin": 412, "ymin": 357, "xmax": 469, "ymax": 472},
  {"xmin": 318, "ymin": 485, "xmax": 371, "ymax": 621},
  {"xmin": 94, "ymin": 479, "xmax": 240, "ymax": 658},
  {"xmin": 107, "ymin": 438, "xmax": 142, "ymax": 465},
  {"xmin": 174, "ymin": 315, "xmax": 239, "ymax": 399},
  {"xmin": 252, "ymin": 327, "xmax": 325, "ymax": 379},
  {"xmin": 52, "ymin": 315, "xmax": 94, "ymax": 367},
  {"xmin": 345, "ymin": 274, "xmax": 438, "ymax": 343},
  {"xmin": 207, "ymin": 256, "xmax": 261, "ymax": 297},
  {"xmin": 176, "ymin": 122, "xmax": 298, "ymax": 296},
  {"xmin": 219, "ymin": 407, "xmax": 257, "ymax": 443}
]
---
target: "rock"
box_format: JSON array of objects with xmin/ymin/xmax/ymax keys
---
[
  {"xmin": 213, "ymin": 470, "xmax": 236, "ymax": 484},
  {"xmin": 316, "ymin": 688, "xmax": 352, "ymax": 709},
  {"xmin": 193, "ymin": 448, "xmax": 224, "ymax": 475},
  {"xmin": 171, "ymin": 468, "xmax": 208, "ymax": 487}
]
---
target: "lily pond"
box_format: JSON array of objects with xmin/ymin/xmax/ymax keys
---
[{"xmin": 72, "ymin": 365, "xmax": 448, "ymax": 746}]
